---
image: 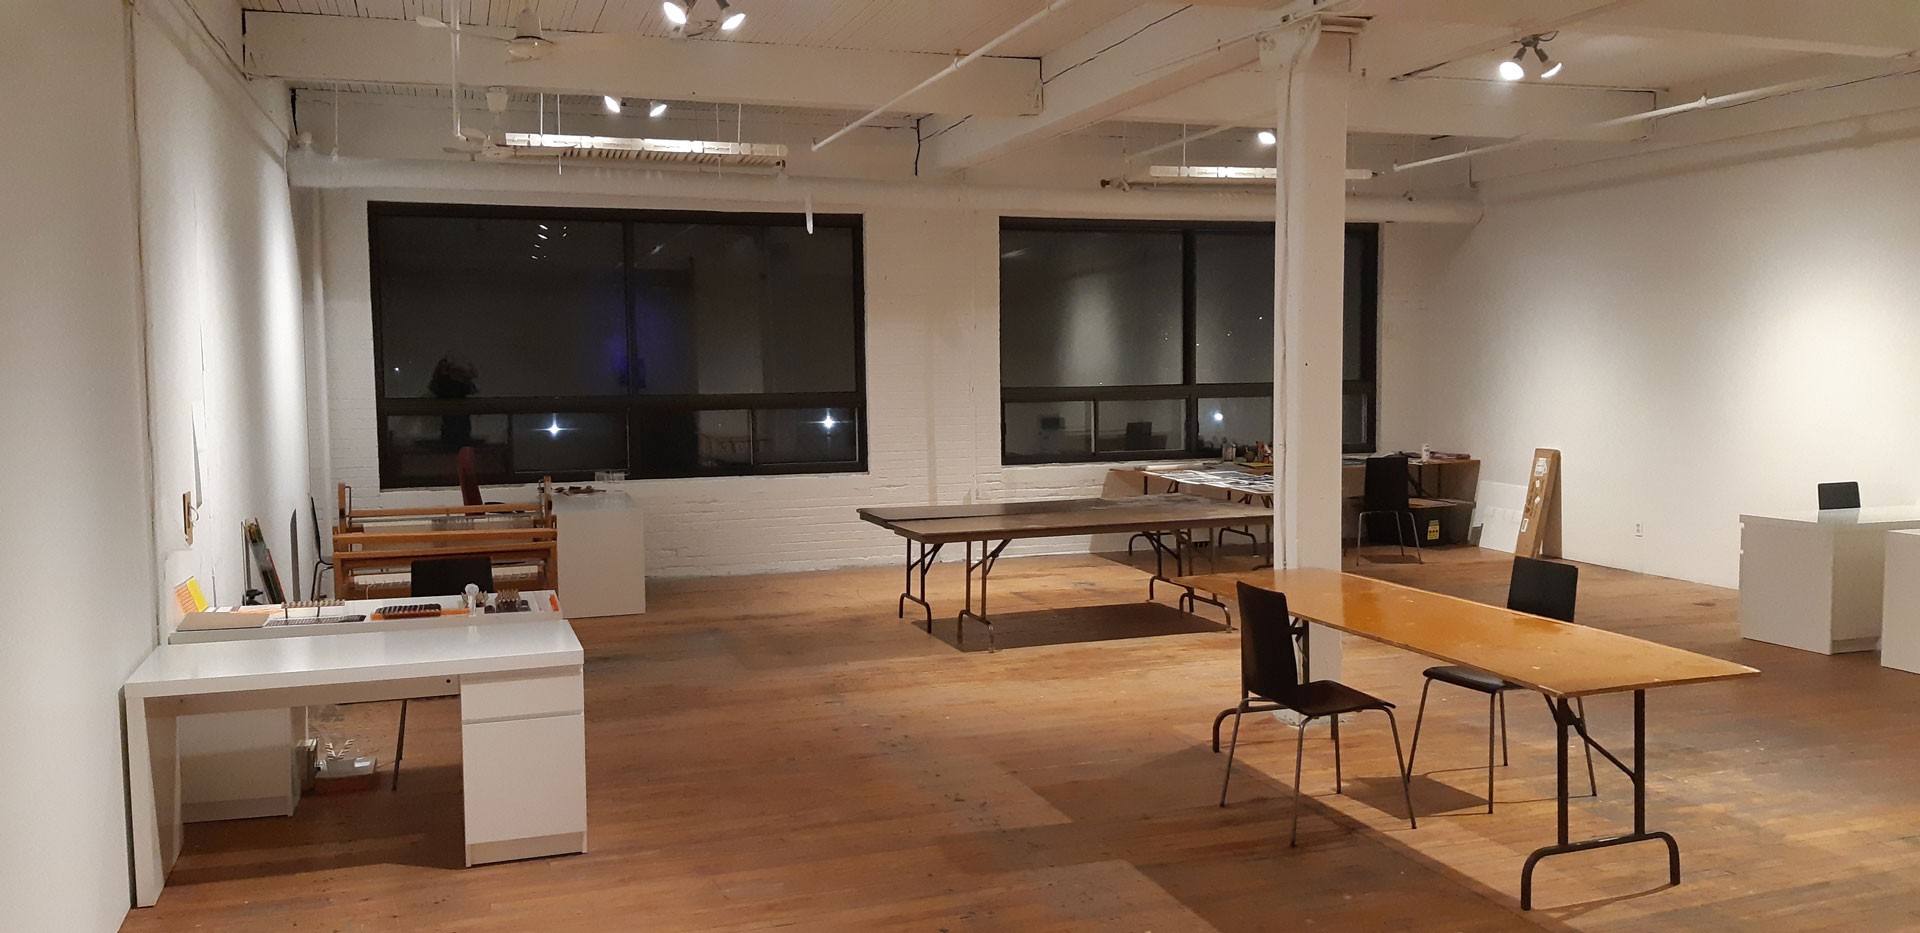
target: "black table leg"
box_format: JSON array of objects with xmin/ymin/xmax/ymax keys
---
[
  {"xmin": 898, "ymin": 540, "xmax": 943, "ymax": 629},
  {"xmin": 958, "ymin": 539, "xmax": 1010, "ymax": 651},
  {"xmin": 1520, "ymin": 690, "xmax": 1680, "ymax": 910}
]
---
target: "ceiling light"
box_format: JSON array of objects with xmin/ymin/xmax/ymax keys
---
[
  {"xmin": 603, "ymin": 95, "xmax": 622, "ymax": 114},
  {"xmin": 1498, "ymin": 50, "xmax": 1525, "ymax": 81},
  {"xmin": 648, "ymin": 100, "xmax": 668, "ymax": 117},
  {"xmin": 716, "ymin": 0, "xmax": 745, "ymax": 30},
  {"xmin": 1256, "ymin": 129, "xmax": 1277, "ymax": 146},
  {"xmin": 1541, "ymin": 61, "xmax": 1563, "ymax": 79},
  {"xmin": 662, "ymin": 1, "xmax": 688, "ymax": 26}
]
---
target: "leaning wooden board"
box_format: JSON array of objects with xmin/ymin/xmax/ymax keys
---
[{"xmin": 1176, "ymin": 567, "xmax": 1755, "ymax": 698}]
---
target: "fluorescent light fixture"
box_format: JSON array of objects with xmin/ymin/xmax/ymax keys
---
[
  {"xmin": 648, "ymin": 100, "xmax": 669, "ymax": 117},
  {"xmin": 603, "ymin": 95, "xmax": 622, "ymax": 114},
  {"xmin": 1541, "ymin": 61, "xmax": 1563, "ymax": 79},
  {"xmin": 716, "ymin": 0, "xmax": 745, "ymax": 30},
  {"xmin": 662, "ymin": 1, "xmax": 688, "ymax": 25},
  {"xmin": 1256, "ymin": 129, "xmax": 1277, "ymax": 146}
]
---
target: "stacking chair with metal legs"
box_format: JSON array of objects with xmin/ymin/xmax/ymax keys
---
[
  {"xmin": 1217, "ymin": 582, "xmax": 1416, "ymax": 846},
  {"xmin": 1352, "ymin": 454, "xmax": 1424, "ymax": 566},
  {"xmin": 1406, "ymin": 556, "xmax": 1598, "ymax": 813},
  {"xmin": 392, "ymin": 555, "xmax": 495, "ymax": 790}
]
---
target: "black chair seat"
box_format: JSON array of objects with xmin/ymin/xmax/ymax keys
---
[
  {"xmin": 1261, "ymin": 680, "xmax": 1395, "ymax": 719},
  {"xmin": 1423, "ymin": 665, "xmax": 1516, "ymax": 694}
]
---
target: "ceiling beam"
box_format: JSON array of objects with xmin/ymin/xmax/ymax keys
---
[
  {"xmin": 1380, "ymin": 0, "xmax": 1920, "ymax": 59},
  {"xmin": 921, "ymin": 2, "xmax": 1314, "ymax": 171},
  {"xmin": 1122, "ymin": 71, "xmax": 1656, "ymax": 140},
  {"xmin": 242, "ymin": 11, "xmax": 1044, "ymax": 117}
]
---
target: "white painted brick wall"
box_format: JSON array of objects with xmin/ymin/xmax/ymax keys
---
[{"xmin": 313, "ymin": 192, "xmax": 1169, "ymax": 577}]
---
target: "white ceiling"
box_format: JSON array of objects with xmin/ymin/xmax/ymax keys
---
[{"xmin": 241, "ymin": 0, "xmax": 1147, "ymax": 57}]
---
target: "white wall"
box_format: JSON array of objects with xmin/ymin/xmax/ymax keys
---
[
  {"xmin": 0, "ymin": 2, "xmax": 156, "ymax": 929},
  {"xmin": 136, "ymin": 0, "xmax": 313, "ymax": 612},
  {"xmin": 1406, "ymin": 127, "xmax": 1920, "ymax": 587}
]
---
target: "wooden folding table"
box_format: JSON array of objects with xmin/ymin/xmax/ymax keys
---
[{"xmin": 1176, "ymin": 567, "xmax": 1758, "ymax": 909}]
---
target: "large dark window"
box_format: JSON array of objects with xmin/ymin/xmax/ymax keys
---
[
  {"xmin": 371, "ymin": 204, "xmax": 865, "ymax": 487},
  {"xmin": 999, "ymin": 219, "xmax": 1378, "ymax": 463}
]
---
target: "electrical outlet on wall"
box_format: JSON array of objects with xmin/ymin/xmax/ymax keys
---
[{"xmin": 1633, "ymin": 522, "xmax": 1644, "ymax": 538}]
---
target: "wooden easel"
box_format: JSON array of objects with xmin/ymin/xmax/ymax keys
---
[{"xmin": 1515, "ymin": 448, "xmax": 1562, "ymax": 559}]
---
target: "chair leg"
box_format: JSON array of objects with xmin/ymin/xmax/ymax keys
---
[
  {"xmin": 391, "ymin": 698, "xmax": 410, "ymax": 791},
  {"xmin": 1577, "ymin": 697, "xmax": 1598, "ymax": 797},
  {"xmin": 1383, "ymin": 708, "xmax": 1417, "ymax": 831},
  {"xmin": 1331, "ymin": 714, "xmax": 1343, "ymax": 795},
  {"xmin": 1289, "ymin": 718, "xmax": 1310, "ymax": 847},
  {"xmin": 1406, "ymin": 678, "xmax": 1433, "ymax": 778},
  {"xmin": 1486, "ymin": 692, "xmax": 1498, "ymax": 814},
  {"xmin": 1219, "ymin": 699, "xmax": 1248, "ymax": 807},
  {"xmin": 1498, "ymin": 690, "xmax": 1510, "ymax": 766},
  {"xmin": 1406, "ymin": 512, "xmax": 1425, "ymax": 564}
]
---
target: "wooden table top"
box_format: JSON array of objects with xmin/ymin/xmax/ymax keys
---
[
  {"xmin": 860, "ymin": 495, "xmax": 1272, "ymax": 544},
  {"xmin": 1175, "ymin": 568, "xmax": 1758, "ymax": 698}
]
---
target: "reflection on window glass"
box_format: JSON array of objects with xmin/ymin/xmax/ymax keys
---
[
  {"xmin": 1343, "ymin": 390, "xmax": 1373, "ymax": 450},
  {"xmin": 1000, "ymin": 228, "xmax": 1183, "ymax": 388},
  {"xmin": 1198, "ymin": 397, "xmax": 1272, "ymax": 453},
  {"xmin": 1096, "ymin": 399, "xmax": 1185, "ymax": 453},
  {"xmin": 376, "ymin": 216, "xmax": 627, "ymax": 398},
  {"xmin": 1004, "ymin": 401, "xmax": 1092, "ymax": 460},
  {"xmin": 755, "ymin": 408, "xmax": 859, "ymax": 464},
  {"xmin": 632, "ymin": 224, "xmax": 858, "ymax": 395},
  {"xmin": 384, "ymin": 414, "xmax": 510, "ymax": 486},
  {"xmin": 508, "ymin": 413, "xmax": 627, "ymax": 475},
  {"xmin": 1194, "ymin": 233, "xmax": 1274, "ymax": 384},
  {"xmin": 696, "ymin": 410, "xmax": 753, "ymax": 468}
]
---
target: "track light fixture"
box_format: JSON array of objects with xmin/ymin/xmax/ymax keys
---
[
  {"xmin": 664, "ymin": 0, "xmax": 745, "ymax": 33},
  {"xmin": 1498, "ymin": 33, "xmax": 1559, "ymax": 81},
  {"xmin": 649, "ymin": 100, "xmax": 669, "ymax": 117},
  {"xmin": 1256, "ymin": 129, "xmax": 1277, "ymax": 146},
  {"xmin": 603, "ymin": 95, "xmax": 622, "ymax": 114},
  {"xmin": 716, "ymin": 0, "xmax": 745, "ymax": 31},
  {"xmin": 662, "ymin": 1, "xmax": 688, "ymax": 25}
]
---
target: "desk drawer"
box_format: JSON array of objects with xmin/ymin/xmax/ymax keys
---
[{"xmin": 460, "ymin": 669, "xmax": 583, "ymax": 723}]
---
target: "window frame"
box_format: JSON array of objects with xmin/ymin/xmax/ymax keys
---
[
  {"xmin": 997, "ymin": 217, "xmax": 1379, "ymax": 464},
  {"xmin": 368, "ymin": 201, "xmax": 869, "ymax": 488}
]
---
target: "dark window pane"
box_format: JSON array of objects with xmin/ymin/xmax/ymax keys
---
[
  {"xmin": 755, "ymin": 408, "xmax": 858, "ymax": 464},
  {"xmin": 1343, "ymin": 389, "xmax": 1373, "ymax": 450},
  {"xmin": 1004, "ymin": 401, "xmax": 1092, "ymax": 460},
  {"xmin": 1198, "ymin": 397, "xmax": 1272, "ymax": 454},
  {"xmin": 375, "ymin": 216, "xmax": 627, "ymax": 398},
  {"xmin": 383, "ymin": 414, "xmax": 510, "ymax": 486},
  {"xmin": 696, "ymin": 410, "xmax": 753, "ymax": 468},
  {"xmin": 1344, "ymin": 229, "xmax": 1371, "ymax": 381},
  {"xmin": 1195, "ymin": 232, "xmax": 1274, "ymax": 383},
  {"xmin": 1096, "ymin": 399, "xmax": 1185, "ymax": 453},
  {"xmin": 631, "ymin": 223, "xmax": 858, "ymax": 395},
  {"xmin": 508, "ymin": 412, "xmax": 626, "ymax": 475},
  {"xmin": 1000, "ymin": 228, "xmax": 1182, "ymax": 387}
]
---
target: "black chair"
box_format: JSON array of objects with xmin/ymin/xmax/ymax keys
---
[
  {"xmin": 1218, "ymin": 582, "xmax": 1416, "ymax": 846},
  {"xmin": 309, "ymin": 496, "xmax": 332, "ymax": 598},
  {"xmin": 1818, "ymin": 482, "xmax": 1861, "ymax": 511},
  {"xmin": 1353, "ymin": 455, "xmax": 1423, "ymax": 565},
  {"xmin": 1406, "ymin": 557, "xmax": 1597, "ymax": 813},
  {"xmin": 392, "ymin": 556, "xmax": 495, "ymax": 789}
]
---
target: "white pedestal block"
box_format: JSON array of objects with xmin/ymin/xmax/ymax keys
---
[
  {"xmin": 1739, "ymin": 507, "xmax": 1920, "ymax": 654},
  {"xmin": 555, "ymin": 490, "xmax": 646, "ymax": 618}
]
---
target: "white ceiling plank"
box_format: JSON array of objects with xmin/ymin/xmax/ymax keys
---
[
  {"xmin": 245, "ymin": 10, "xmax": 1044, "ymax": 115},
  {"xmin": 922, "ymin": 2, "xmax": 1303, "ymax": 171},
  {"xmin": 1121, "ymin": 70, "xmax": 1655, "ymax": 140}
]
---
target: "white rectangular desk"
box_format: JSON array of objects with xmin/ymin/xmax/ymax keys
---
[
  {"xmin": 1738, "ymin": 506, "xmax": 1920, "ymax": 654},
  {"xmin": 125, "ymin": 619, "xmax": 587, "ymax": 907},
  {"xmin": 166, "ymin": 592, "xmax": 565, "ymax": 823},
  {"xmin": 1882, "ymin": 530, "xmax": 1920, "ymax": 674}
]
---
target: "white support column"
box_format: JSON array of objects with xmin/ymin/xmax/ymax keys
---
[{"xmin": 1272, "ymin": 23, "xmax": 1354, "ymax": 675}]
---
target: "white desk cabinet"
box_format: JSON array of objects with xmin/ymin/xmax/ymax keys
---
[
  {"xmin": 1882, "ymin": 530, "xmax": 1920, "ymax": 675},
  {"xmin": 1739, "ymin": 507, "xmax": 1920, "ymax": 654},
  {"xmin": 554, "ymin": 491, "xmax": 646, "ymax": 617},
  {"xmin": 125, "ymin": 620, "xmax": 588, "ymax": 907}
]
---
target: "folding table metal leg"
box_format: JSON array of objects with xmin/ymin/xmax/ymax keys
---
[
  {"xmin": 897, "ymin": 540, "xmax": 943, "ymax": 629},
  {"xmin": 1520, "ymin": 691, "xmax": 1679, "ymax": 910},
  {"xmin": 957, "ymin": 539, "xmax": 1010, "ymax": 651}
]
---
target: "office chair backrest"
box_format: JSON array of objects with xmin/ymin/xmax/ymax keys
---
[
  {"xmin": 1508, "ymin": 556, "xmax": 1577, "ymax": 623},
  {"xmin": 1362, "ymin": 455, "xmax": 1412, "ymax": 512},
  {"xmin": 411, "ymin": 556, "xmax": 494, "ymax": 597},
  {"xmin": 457, "ymin": 446, "xmax": 484, "ymax": 507},
  {"xmin": 1818, "ymin": 482, "xmax": 1861, "ymax": 511},
  {"xmin": 1237, "ymin": 582, "xmax": 1305, "ymax": 701}
]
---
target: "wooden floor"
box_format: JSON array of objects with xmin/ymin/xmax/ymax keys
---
[{"xmin": 124, "ymin": 546, "xmax": 1920, "ymax": 931}]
